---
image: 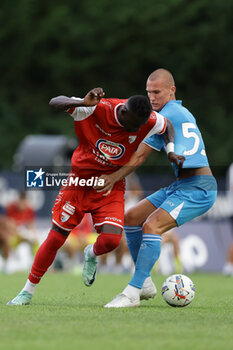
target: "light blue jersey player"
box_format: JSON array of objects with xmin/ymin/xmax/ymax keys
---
[
  {"xmin": 104, "ymin": 69, "xmax": 218, "ymax": 308},
  {"xmin": 144, "ymin": 99, "xmax": 217, "ymax": 225},
  {"xmin": 146, "ymin": 100, "xmax": 209, "ymax": 175}
]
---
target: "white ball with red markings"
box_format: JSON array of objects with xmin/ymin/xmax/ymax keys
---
[{"xmin": 161, "ymin": 274, "xmax": 195, "ymax": 307}]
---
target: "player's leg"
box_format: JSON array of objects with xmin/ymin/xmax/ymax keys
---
[
  {"xmin": 124, "ymin": 187, "xmax": 166, "ymax": 264},
  {"xmin": 123, "ymin": 192, "xmax": 167, "ymax": 301},
  {"xmin": 123, "ymin": 199, "xmax": 159, "ymax": 300},
  {"xmin": 129, "ymin": 176, "xmax": 217, "ymax": 289},
  {"xmin": 127, "ymin": 208, "xmax": 177, "ymax": 290},
  {"xmin": 125, "ymin": 198, "xmax": 157, "ymax": 226},
  {"xmin": 94, "ymin": 223, "xmax": 123, "ymax": 254},
  {"xmin": 105, "ymin": 176, "xmax": 217, "ymax": 307},
  {"xmin": 123, "ymin": 183, "xmax": 184, "ymax": 301},
  {"xmin": 7, "ymin": 187, "xmax": 83, "ymax": 305},
  {"xmin": 7, "ymin": 224, "xmax": 71, "ymax": 305},
  {"xmin": 82, "ymin": 223, "xmax": 122, "ymax": 286},
  {"xmin": 124, "ymin": 198, "xmax": 157, "ymax": 264},
  {"xmin": 105, "ymin": 208, "xmax": 177, "ymax": 308},
  {"xmin": 105, "ymin": 183, "xmax": 177, "ymax": 307},
  {"xmin": 82, "ymin": 186, "xmax": 124, "ymax": 286}
]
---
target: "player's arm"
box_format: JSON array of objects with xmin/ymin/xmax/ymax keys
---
[
  {"xmin": 162, "ymin": 118, "xmax": 174, "ymax": 148},
  {"xmin": 147, "ymin": 115, "xmax": 185, "ymax": 167},
  {"xmin": 94, "ymin": 143, "xmax": 153, "ymax": 194},
  {"xmin": 49, "ymin": 87, "xmax": 105, "ymax": 111},
  {"xmin": 162, "ymin": 118, "xmax": 185, "ymax": 167}
]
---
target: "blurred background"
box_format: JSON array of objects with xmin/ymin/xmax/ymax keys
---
[{"xmin": 0, "ymin": 0, "xmax": 233, "ymax": 276}]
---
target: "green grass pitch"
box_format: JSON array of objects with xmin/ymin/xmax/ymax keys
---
[{"xmin": 1, "ymin": 272, "xmax": 233, "ymax": 350}]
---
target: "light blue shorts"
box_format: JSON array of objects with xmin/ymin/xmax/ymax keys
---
[{"xmin": 147, "ymin": 175, "xmax": 217, "ymax": 226}]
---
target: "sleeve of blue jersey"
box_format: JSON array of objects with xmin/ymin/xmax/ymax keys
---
[{"xmin": 143, "ymin": 134, "xmax": 165, "ymax": 151}]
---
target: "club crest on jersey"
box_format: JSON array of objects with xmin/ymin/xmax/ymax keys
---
[
  {"xmin": 96, "ymin": 139, "xmax": 125, "ymax": 160},
  {"xmin": 128, "ymin": 135, "xmax": 137, "ymax": 144},
  {"xmin": 60, "ymin": 212, "xmax": 70, "ymax": 222}
]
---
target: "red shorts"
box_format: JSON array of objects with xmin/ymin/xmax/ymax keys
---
[{"xmin": 52, "ymin": 179, "xmax": 125, "ymax": 233}]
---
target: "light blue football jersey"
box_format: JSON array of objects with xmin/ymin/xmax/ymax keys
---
[{"xmin": 144, "ymin": 100, "xmax": 209, "ymax": 177}]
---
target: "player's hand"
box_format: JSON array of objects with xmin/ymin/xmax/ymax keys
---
[
  {"xmin": 93, "ymin": 174, "xmax": 117, "ymax": 196},
  {"xmin": 167, "ymin": 152, "xmax": 185, "ymax": 168},
  {"xmin": 83, "ymin": 87, "xmax": 105, "ymax": 106}
]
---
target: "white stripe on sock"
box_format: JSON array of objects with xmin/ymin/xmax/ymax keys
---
[
  {"xmin": 142, "ymin": 239, "xmax": 161, "ymax": 242},
  {"xmin": 143, "ymin": 234, "xmax": 161, "ymax": 238},
  {"xmin": 143, "ymin": 236, "xmax": 161, "ymax": 240}
]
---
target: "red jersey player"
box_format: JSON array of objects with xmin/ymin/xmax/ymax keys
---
[
  {"xmin": 7, "ymin": 87, "xmax": 184, "ymax": 306},
  {"xmin": 6, "ymin": 192, "xmax": 35, "ymax": 228}
]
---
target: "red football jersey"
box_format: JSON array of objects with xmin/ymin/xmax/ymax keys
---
[{"xmin": 68, "ymin": 98, "xmax": 166, "ymax": 175}]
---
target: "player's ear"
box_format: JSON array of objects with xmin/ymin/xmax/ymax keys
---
[{"xmin": 171, "ymin": 86, "xmax": 176, "ymax": 94}]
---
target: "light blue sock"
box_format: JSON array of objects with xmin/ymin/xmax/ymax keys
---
[
  {"xmin": 129, "ymin": 234, "xmax": 162, "ymax": 289},
  {"xmin": 124, "ymin": 226, "xmax": 142, "ymax": 264}
]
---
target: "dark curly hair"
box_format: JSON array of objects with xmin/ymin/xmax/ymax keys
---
[{"xmin": 127, "ymin": 95, "xmax": 152, "ymax": 119}]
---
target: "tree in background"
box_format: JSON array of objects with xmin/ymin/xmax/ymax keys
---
[{"xmin": 0, "ymin": 0, "xmax": 232, "ymax": 173}]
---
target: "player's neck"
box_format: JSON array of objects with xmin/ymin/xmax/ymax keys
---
[{"xmin": 170, "ymin": 94, "xmax": 176, "ymax": 100}]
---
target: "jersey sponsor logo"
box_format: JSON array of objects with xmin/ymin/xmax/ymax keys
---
[
  {"xmin": 96, "ymin": 139, "xmax": 125, "ymax": 160},
  {"xmin": 105, "ymin": 216, "xmax": 122, "ymax": 223}
]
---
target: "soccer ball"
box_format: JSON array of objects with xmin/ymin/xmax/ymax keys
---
[{"xmin": 161, "ymin": 274, "xmax": 195, "ymax": 307}]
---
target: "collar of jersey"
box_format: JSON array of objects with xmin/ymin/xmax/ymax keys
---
[
  {"xmin": 167, "ymin": 100, "xmax": 182, "ymax": 105},
  {"xmin": 114, "ymin": 103, "xmax": 124, "ymax": 127}
]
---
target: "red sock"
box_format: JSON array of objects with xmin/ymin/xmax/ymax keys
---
[
  {"xmin": 28, "ymin": 229, "xmax": 67, "ymax": 284},
  {"xmin": 93, "ymin": 233, "xmax": 121, "ymax": 256}
]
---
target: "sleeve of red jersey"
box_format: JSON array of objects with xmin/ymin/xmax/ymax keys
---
[
  {"xmin": 67, "ymin": 97, "xmax": 97, "ymax": 121},
  {"xmin": 144, "ymin": 112, "xmax": 167, "ymax": 139}
]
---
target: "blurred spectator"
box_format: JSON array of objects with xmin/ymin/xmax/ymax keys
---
[
  {"xmin": 157, "ymin": 229, "xmax": 183, "ymax": 275},
  {"xmin": 6, "ymin": 191, "xmax": 35, "ymax": 229},
  {"xmin": 227, "ymin": 163, "xmax": 233, "ymax": 217},
  {"xmin": 0, "ymin": 215, "xmax": 18, "ymax": 262},
  {"xmin": 0, "ymin": 191, "xmax": 39, "ymax": 273},
  {"xmin": 6, "ymin": 191, "xmax": 38, "ymax": 248},
  {"xmin": 125, "ymin": 173, "xmax": 144, "ymax": 211},
  {"xmin": 222, "ymin": 242, "xmax": 233, "ymax": 276},
  {"xmin": 222, "ymin": 163, "xmax": 233, "ymax": 276}
]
